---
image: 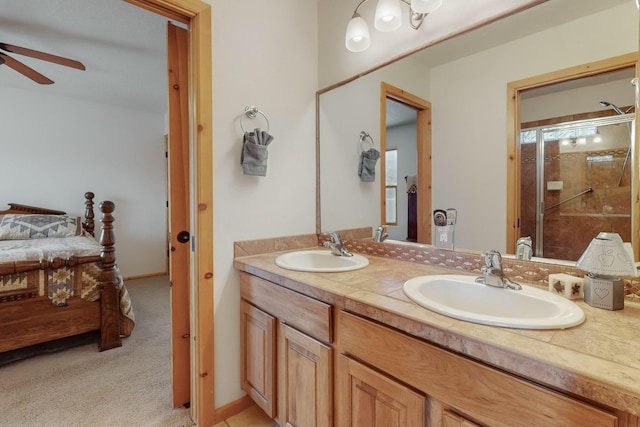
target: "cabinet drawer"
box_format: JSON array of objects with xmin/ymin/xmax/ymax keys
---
[
  {"xmin": 339, "ymin": 311, "xmax": 617, "ymax": 427},
  {"xmin": 240, "ymin": 272, "xmax": 332, "ymax": 343}
]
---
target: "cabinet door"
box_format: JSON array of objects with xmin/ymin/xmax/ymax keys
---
[
  {"xmin": 278, "ymin": 322, "xmax": 332, "ymax": 427},
  {"xmin": 240, "ymin": 301, "xmax": 277, "ymax": 418},
  {"xmin": 441, "ymin": 409, "xmax": 482, "ymax": 427},
  {"xmin": 336, "ymin": 355, "xmax": 426, "ymax": 427}
]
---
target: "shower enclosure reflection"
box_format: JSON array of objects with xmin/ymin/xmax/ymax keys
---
[{"xmin": 520, "ymin": 115, "xmax": 634, "ymax": 261}]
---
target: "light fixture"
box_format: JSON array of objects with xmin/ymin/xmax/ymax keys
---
[
  {"xmin": 374, "ymin": 0, "xmax": 402, "ymax": 32},
  {"xmin": 410, "ymin": 0, "xmax": 442, "ymax": 13},
  {"xmin": 345, "ymin": 13, "xmax": 371, "ymax": 52},
  {"xmin": 345, "ymin": 0, "xmax": 443, "ymax": 52},
  {"xmin": 576, "ymin": 232, "xmax": 637, "ymax": 310}
]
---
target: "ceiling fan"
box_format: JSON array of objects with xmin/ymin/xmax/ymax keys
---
[{"xmin": 0, "ymin": 42, "xmax": 85, "ymax": 85}]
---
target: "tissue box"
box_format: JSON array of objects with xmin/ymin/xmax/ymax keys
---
[
  {"xmin": 548, "ymin": 274, "xmax": 583, "ymax": 300},
  {"xmin": 583, "ymin": 276, "xmax": 625, "ymax": 311}
]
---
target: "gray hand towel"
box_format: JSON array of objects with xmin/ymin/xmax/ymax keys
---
[
  {"xmin": 358, "ymin": 148, "xmax": 380, "ymax": 182},
  {"xmin": 241, "ymin": 128, "xmax": 274, "ymax": 176}
]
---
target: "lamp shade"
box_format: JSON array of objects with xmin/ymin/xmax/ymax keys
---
[
  {"xmin": 576, "ymin": 232, "xmax": 637, "ymax": 277},
  {"xmin": 410, "ymin": 0, "xmax": 443, "ymax": 14},
  {"xmin": 374, "ymin": 0, "xmax": 402, "ymax": 32},
  {"xmin": 345, "ymin": 14, "xmax": 371, "ymax": 52}
]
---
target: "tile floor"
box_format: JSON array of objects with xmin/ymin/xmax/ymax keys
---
[{"xmin": 215, "ymin": 404, "xmax": 276, "ymax": 427}]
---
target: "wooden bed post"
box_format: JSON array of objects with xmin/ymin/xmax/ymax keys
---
[
  {"xmin": 83, "ymin": 192, "xmax": 95, "ymax": 237},
  {"xmin": 98, "ymin": 201, "xmax": 122, "ymax": 351}
]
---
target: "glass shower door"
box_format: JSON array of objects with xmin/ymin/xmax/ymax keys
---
[{"xmin": 520, "ymin": 115, "xmax": 634, "ymax": 261}]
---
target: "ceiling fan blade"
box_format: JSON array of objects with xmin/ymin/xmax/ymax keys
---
[
  {"xmin": 0, "ymin": 53, "xmax": 54, "ymax": 84},
  {"xmin": 0, "ymin": 43, "xmax": 85, "ymax": 71}
]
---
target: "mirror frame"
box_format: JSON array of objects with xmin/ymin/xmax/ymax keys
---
[{"xmin": 506, "ymin": 52, "xmax": 640, "ymax": 259}]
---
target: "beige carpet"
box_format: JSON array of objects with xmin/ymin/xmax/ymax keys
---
[{"xmin": 0, "ymin": 275, "xmax": 195, "ymax": 427}]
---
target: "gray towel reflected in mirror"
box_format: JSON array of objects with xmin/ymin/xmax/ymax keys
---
[
  {"xmin": 358, "ymin": 148, "xmax": 380, "ymax": 182},
  {"xmin": 241, "ymin": 128, "xmax": 274, "ymax": 176}
]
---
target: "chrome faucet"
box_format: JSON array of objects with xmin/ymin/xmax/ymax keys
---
[
  {"xmin": 323, "ymin": 232, "xmax": 353, "ymax": 257},
  {"xmin": 373, "ymin": 226, "xmax": 388, "ymax": 243},
  {"xmin": 475, "ymin": 249, "xmax": 522, "ymax": 290}
]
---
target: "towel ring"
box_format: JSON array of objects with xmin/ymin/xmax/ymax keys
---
[
  {"xmin": 240, "ymin": 105, "xmax": 270, "ymax": 133},
  {"xmin": 359, "ymin": 131, "xmax": 375, "ymax": 152}
]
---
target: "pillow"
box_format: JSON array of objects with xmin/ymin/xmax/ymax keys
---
[{"xmin": 0, "ymin": 214, "xmax": 82, "ymax": 240}]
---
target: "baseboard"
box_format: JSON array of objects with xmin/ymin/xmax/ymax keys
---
[
  {"xmin": 122, "ymin": 272, "xmax": 167, "ymax": 281},
  {"xmin": 214, "ymin": 395, "xmax": 254, "ymax": 424}
]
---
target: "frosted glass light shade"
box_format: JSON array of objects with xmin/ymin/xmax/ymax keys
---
[
  {"xmin": 576, "ymin": 232, "xmax": 637, "ymax": 277},
  {"xmin": 374, "ymin": 0, "xmax": 402, "ymax": 32},
  {"xmin": 345, "ymin": 14, "xmax": 371, "ymax": 52},
  {"xmin": 411, "ymin": 0, "xmax": 443, "ymax": 14}
]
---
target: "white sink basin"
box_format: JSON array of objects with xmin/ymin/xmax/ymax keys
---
[
  {"xmin": 275, "ymin": 250, "xmax": 369, "ymax": 272},
  {"xmin": 403, "ymin": 274, "xmax": 584, "ymax": 329}
]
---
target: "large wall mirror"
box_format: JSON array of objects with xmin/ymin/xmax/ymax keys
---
[{"xmin": 318, "ymin": 0, "xmax": 639, "ymax": 263}]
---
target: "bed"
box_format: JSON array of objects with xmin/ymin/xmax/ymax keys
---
[{"xmin": 0, "ymin": 192, "xmax": 134, "ymax": 354}]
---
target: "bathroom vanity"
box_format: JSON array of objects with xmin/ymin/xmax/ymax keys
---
[{"xmin": 234, "ymin": 241, "xmax": 640, "ymax": 427}]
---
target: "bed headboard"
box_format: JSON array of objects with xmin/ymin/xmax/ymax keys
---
[
  {"xmin": 0, "ymin": 204, "xmax": 66, "ymax": 215},
  {"xmin": 0, "ymin": 192, "xmax": 96, "ymax": 236}
]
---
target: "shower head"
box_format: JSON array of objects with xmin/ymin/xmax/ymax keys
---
[{"xmin": 599, "ymin": 101, "xmax": 626, "ymax": 115}]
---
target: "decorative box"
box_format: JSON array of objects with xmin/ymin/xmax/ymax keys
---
[{"xmin": 548, "ymin": 273, "xmax": 583, "ymax": 300}]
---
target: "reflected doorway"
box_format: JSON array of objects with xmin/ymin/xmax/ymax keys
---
[
  {"xmin": 507, "ymin": 53, "xmax": 639, "ymax": 261},
  {"xmin": 380, "ymin": 82, "xmax": 432, "ymax": 244},
  {"xmin": 384, "ymin": 100, "xmax": 417, "ymax": 241}
]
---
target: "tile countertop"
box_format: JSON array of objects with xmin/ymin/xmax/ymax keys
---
[{"xmin": 234, "ymin": 249, "xmax": 640, "ymax": 417}]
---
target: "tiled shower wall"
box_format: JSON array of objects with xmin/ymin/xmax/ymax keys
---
[{"xmin": 521, "ymin": 143, "xmax": 631, "ymax": 261}]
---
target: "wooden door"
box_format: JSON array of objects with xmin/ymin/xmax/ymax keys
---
[
  {"xmin": 167, "ymin": 21, "xmax": 191, "ymax": 408},
  {"xmin": 278, "ymin": 323, "xmax": 332, "ymax": 427},
  {"xmin": 241, "ymin": 301, "xmax": 277, "ymax": 418},
  {"xmin": 336, "ymin": 355, "xmax": 426, "ymax": 427}
]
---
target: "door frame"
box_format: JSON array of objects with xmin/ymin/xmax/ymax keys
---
[
  {"xmin": 380, "ymin": 82, "xmax": 432, "ymax": 244},
  {"xmin": 124, "ymin": 1, "xmax": 213, "ymax": 426},
  {"xmin": 506, "ymin": 52, "xmax": 639, "ymax": 259}
]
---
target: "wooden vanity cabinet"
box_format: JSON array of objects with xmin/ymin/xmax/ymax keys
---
[
  {"xmin": 240, "ymin": 301, "xmax": 277, "ymax": 417},
  {"xmin": 439, "ymin": 409, "xmax": 483, "ymax": 427},
  {"xmin": 336, "ymin": 354, "xmax": 426, "ymax": 427},
  {"xmin": 338, "ymin": 311, "xmax": 619, "ymax": 427},
  {"xmin": 279, "ymin": 322, "xmax": 332, "ymax": 427},
  {"xmin": 240, "ymin": 272, "xmax": 333, "ymax": 426},
  {"xmin": 240, "ymin": 269, "xmax": 631, "ymax": 427}
]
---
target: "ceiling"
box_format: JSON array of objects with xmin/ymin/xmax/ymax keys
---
[{"xmin": 0, "ymin": 0, "xmax": 169, "ymax": 114}]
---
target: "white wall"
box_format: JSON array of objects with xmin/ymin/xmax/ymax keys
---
[
  {"xmin": 0, "ymin": 87, "xmax": 167, "ymax": 278},
  {"xmin": 320, "ymin": 56, "xmax": 430, "ymax": 232},
  {"xmin": 430, "ymin": 2, "xmax": 638, "ymax": 252},
  {"xmin": 318, "ymin": 0, "xmax": 542, "ymax": 87},
  {"xmin": 210, "ymin": 0, "xmax": 318, "ymax": 408},
  {"xmin": 521, "ymin": 78, "xmax": 635, "ymax": 123}
]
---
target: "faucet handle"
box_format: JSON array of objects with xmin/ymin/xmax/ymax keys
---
[
  {"xmin": 482, "ymin": 250, "xmax": 502, "ymax": 269},
  {"xmin": 492, "ymin": 250, "xmax": 502, "ymax": 269},
  {"xmin": 328, "ymin": 231, "xmax": 341, "ymax": 244}
]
